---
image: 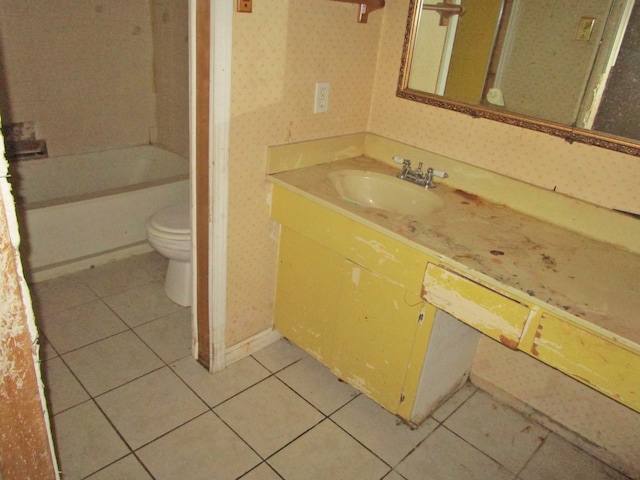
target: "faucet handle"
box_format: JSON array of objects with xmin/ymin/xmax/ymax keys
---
[{"xmin": 431, "ymin": 169, "xmax": 448, "ymax": 179}]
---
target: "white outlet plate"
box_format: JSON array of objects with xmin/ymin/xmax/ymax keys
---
[{"xmin": 314, "ymin": 82, "xmax": 329, "ymax": 114}]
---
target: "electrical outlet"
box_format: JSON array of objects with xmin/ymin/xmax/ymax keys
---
[
  {"xmin": 314, "ymin": 82, "xmax": 330, "ymax": 114},
  {"xmin": 237, "ymin": 0, "xmax": 252, "ymax": 13}
]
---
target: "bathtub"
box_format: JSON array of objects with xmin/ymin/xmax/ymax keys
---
[{"xmin": 9, "ymin": 145, "xmax": 189, "ymax": 279}]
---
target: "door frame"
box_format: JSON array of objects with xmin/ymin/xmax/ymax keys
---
[{"xmin": 190, "ymin": 0, "xmax": 232, "ymax": 372}]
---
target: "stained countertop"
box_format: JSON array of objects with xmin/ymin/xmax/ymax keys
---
[{"xmin": 270, "ymin": 156, "xmax": 640, "ymax": 348}]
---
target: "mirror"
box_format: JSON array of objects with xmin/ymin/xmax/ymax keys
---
[{"xmin": 397, "ymin": 0, "xmax": 640, "ymax": 156}]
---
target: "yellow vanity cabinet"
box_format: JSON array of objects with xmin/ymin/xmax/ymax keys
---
[
  {"xmin": 524, "ymin": 313, "xmax": 640, "ymax": 411},
  {"xmin": 422, "ymin": 263, "xmax": 531, "ymax": 349},
  {"xmin": 275, "ymin": 226, "xmax": 436, "ymax": 417}
]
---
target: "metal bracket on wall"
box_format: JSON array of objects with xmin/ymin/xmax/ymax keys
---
[
  {"xmin": 330, "ymin": 0, "xmax": 385, "ymax": 23},
  {"xmin": 422, "ymin": 0, "xmax": 465, "ymax": 26}
]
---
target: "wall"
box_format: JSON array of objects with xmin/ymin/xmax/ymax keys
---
[
  {"xmin": 369, "ymin": 0, "xmax": 640, "ymax": 215},
  {"xmin": 227, "ymin": 0, "xmax": 382, "ymax": 345},
  {"xmin": 151, "ymin": 0, "xmax": 189, "ymax": 159},
  {"xmin": 0, "ymin": 124, "xmax": 57, "ymax": 477},
  {"xmin": 0, "ymin": 1, "xmax": 156, "ymax": 156}
]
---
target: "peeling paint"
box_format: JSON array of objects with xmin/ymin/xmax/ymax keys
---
[
  {"xmin": 354, "ymin": 236, "xmax": 400, "ymax": 264},
  {"xmin": 352, "ymin": 266, "xmax": 361, "ymax": 286},
  {"xmin": 423, "ymin": 268, "xmax": 526, "ymax": 342},
  {"xmin": 499, "ymin": 335, "xmax": 518, "ymax": 350}
]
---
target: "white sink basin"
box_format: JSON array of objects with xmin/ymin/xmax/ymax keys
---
[{"xmin": 328, "ymin": 170, "xmax": 444, "ymax": 217}]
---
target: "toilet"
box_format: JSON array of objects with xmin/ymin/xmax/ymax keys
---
[{"xmin": 146, "ymin": 203, "xmax": 192, "ymax": 307}]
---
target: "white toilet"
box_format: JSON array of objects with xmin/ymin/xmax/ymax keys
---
[{"xmin": 146, "ymin": 203, "xmax": 192, "ymax": 307}]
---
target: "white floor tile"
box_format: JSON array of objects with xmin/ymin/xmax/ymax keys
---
[
  {"xmin": 38, "ymin": 299, "xmax": 128, "ymax": 353},
  {"xmin": 72, "ymin": 259, "xmax": 153, "ymax": 297},
  {"xmin": 96, "ymin": 367, "xmax": 208, "ymax": 449},
  {"xmin": 269, "ymin": 419, "xmax": 390, "ymax": 480},
  {"xmin": 34, "ymin": 256, "xmax": 631, "ymax": 480},
  {"xmin": 277, "ymin": 355, "xmax": 359, "ymax": 415},
  {"xmin": 251, "ymin": 338, "xmax": 307, "ymax": 373},
  {"xmin": 130, "ymin": 251, "xmax": 168, "ymax": 282},
  {"xmin": 63, "ymin": 330, "xmax": 163, "ymax": 396},
  {"xmin": 382, "ymin": 472, "xmax": 406, "ymax": 480},
  {"xmin": 238, "ymin": 463, "xmax": 283, "ymax": 480},
  {"xmin": 214, "ymin": 376, "xmax": 323, "ymax": 458},
  {"xmin": 171, "ymin": 355, "xmax": 270, "ymax": 407},
  {"xmin": 396, "ymin": 426, "xmax": 513, "ymax": 480},
  {"xmin": 520, "ymin": 433, "xmax": 631, "ymax": 480},
  {"xmin": 30, "ymin": 274, "xmax": 97, "ymax": 315},
  {"xmin": 444, "ymin": 390, "xmax": 548, "ymax": 473},
  {"xmin": 431, "ymin": 381, "xmax": 477, "ymax": 422},
  {"xmin": 134, "ymin": 309, "xmax": 192, "ymax": 362},
  {"xmin": 41, "ymin": 357, "xmax": 90, "ymax": 415},
  {"xmin": 138, "ymin": 412, "xmax": 261, "ymax": 480},
  {"xmin": 85, "ymin": 454, "xmax": 152, "ymax": 480},
  {"xmin": 331, "ymin": 394, "xmax": 438, "ymax": 467},
  {"xmin": 52, "ymin": 401, "xmax": 129, "ymax": 480},
  {"xmin": 102, "ymin": 281, "xmax": 184, "ymax": 327},
  {"xmin": 38, "ymin": 335, "xmax": 58, "ymax": 361}
]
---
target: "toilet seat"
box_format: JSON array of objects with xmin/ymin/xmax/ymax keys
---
[{"xmin": 149, "ymin": 204, "xmax": 190, "ymax": 235}]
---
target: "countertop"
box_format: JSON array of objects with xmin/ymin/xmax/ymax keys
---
[{"xmin": 270, "ymin": 156, "xmax": 640, "ymax": 348}]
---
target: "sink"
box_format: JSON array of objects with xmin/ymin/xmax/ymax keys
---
[{"xmin": 328, "ymin": 170, "xmax": 444, "ymax": 217}]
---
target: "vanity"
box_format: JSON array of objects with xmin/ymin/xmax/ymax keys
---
[{"xmin": 267, "ymin": 132, "xmax": 640, "ymax": 425}]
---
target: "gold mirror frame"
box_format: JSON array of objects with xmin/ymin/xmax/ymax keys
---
[{"xmin": 396, "ymin": 0, "xmax": 640, "ymax": 157}]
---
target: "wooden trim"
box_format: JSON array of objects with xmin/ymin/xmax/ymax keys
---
[
  {"xmin": 195, "ymin": 0, "xmax": 211, "ymax": 367},
  {"xmin": 0, "ymin": 166, "xmax": 57, "ymax": 477}
]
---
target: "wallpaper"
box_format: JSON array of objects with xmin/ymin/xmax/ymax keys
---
[{"xmin": 227, "ymin": 0, "xmax": 382, "ymax": 344}]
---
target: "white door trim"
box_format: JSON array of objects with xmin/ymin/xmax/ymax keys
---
[{"xmin": 208, "ymin": 0, "xmax": 232, "ymax": 372}]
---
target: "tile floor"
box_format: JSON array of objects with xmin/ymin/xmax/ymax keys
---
[{"xmin": 31, "ymin": 252, "xmax": 632, "ymax": 480}]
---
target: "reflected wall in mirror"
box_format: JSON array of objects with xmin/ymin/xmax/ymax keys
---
[{"xmin": 398, "ymin": 0, "xmax": 640, "ymax": 156}]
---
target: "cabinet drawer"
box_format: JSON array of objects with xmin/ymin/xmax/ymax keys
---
[
  {"xmin": 422, "ymin": 264, "xmax": 529, "ymax": 348},
  {"xmin": 528, "ymin": 313, "xmax": 640, "ymax": 412}
]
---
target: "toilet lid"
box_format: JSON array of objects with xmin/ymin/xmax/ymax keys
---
[{"xmin": 149, "ymin": 204, "xmax": 190, "ymax": 234}]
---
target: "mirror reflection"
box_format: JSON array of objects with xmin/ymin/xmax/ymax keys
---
[{"xmin": 400, "ymin": 0, "xmax": 640, "ymax": 147}]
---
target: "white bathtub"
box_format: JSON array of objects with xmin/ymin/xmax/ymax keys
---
[{"xmin": 10, "ymin": 145, "xmax": 189, "ymax": 278}]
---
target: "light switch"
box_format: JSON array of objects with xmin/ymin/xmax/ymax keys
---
[{"xmin": 314, "ymin": 82, "xmax": 330, "ymax": 114}]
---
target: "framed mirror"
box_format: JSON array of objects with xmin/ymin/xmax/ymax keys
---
[{"xmin": 397, "ymin": 0, "xmax": 640, "ymax": 156}]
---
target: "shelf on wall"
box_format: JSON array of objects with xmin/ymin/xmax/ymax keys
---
[{"xmin": 330, "ymin": 0, "xmax": 385, "ymax": 23}]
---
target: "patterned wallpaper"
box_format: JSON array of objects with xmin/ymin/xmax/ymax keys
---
[{"xmin": 227, "ymin": 0, "xmax": 382, "ymax": 344}]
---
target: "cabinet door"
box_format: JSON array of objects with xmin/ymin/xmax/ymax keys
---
[
  {"xmin": 274, "ymin": 227, "xmax": 342, "ymax": 364},
  {"xmin": 332, "ymin": 260, "xmax": 433, "ymax": 415}
]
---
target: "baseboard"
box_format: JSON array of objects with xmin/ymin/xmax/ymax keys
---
[
  {"xmin": 225, "ymin": 328, "xmax": 283, "ymax": 365},
  {"xmin": 29, "ymin": 242, "xmax": 153, "ymax": 283}
]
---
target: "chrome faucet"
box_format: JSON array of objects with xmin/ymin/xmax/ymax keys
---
[{"xmin": 393, "ymin": 155, "xmax": 448, "ymax": 189}]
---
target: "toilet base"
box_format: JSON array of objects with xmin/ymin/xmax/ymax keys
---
[{"xmin": 165, "ymin": 259, "xmax": 192, "ymax": 307}]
